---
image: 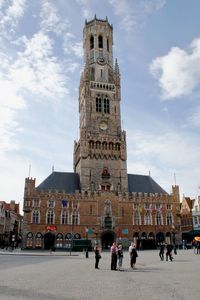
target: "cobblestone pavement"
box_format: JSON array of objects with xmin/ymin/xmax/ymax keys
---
[{"xmin": 0, "ymin": 249, "xmax": 200, "ymax": 300}]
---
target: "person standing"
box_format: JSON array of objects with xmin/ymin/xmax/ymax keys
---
[
  {"xmin": 94, "ymin": 245, "xmax": 101, "ymax": 269},
  {"xmin": 130, "ymin": 243, "xmax": 138, "ymax": 269},
  {"xmin": 117, "ymin": 244, "xmax": 123, "ymax": 270},
  {"xmin": 129, "ymin": 242, "xmax": 134, "ymax": 267},
  {"xmin": 166, "ymin": 244, "xmax": 173, "ymax": 261},
  {"xmin": 110, "ymin": 242, "xmax": 118, "ymax": 270},
  {"xmin": 159, "ymin": 242, "xmax": 165, "ymax": 261}
]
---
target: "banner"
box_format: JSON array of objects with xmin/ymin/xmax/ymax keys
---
[{"xmin": 122, "ymin": 228, "xmax": 128, "ymax": 234}]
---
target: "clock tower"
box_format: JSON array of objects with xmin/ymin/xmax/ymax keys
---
[{"xmin": 74, "ymin": 16, "xmax": 128, "ymax": 192}]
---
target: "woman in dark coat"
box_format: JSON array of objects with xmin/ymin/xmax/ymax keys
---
[
  {"xmin": 94, "ymin": 245, "xmax": 101, "ymax": 269},
  {"xmin": 130, "ymin": 243, "xmax": 138, "ymax": 268}
]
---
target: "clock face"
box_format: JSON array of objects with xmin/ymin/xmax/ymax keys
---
[
  {"xmin": 97, "ymin": 57, "xmax": 106, "ymax": 65},
  {"xmin": 99, "ymin": 122, "xmax": 108, "ymax": 130}
]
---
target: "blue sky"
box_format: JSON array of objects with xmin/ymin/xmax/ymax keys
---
[{"xmin": 1, "ymin": 0, "xmax": 200, "ymax": 211}]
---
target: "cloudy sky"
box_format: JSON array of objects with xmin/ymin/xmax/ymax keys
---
[{"xmin": 1, "ymin": 0, "xmax": 200, "ymax": 211}]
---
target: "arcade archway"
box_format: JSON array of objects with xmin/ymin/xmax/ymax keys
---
[{"xmin": 101, "ymin": 231, "xmax": 115, "ymax": 249}]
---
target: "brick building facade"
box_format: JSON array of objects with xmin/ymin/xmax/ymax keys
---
[{"xmin": 23, "ymin": 17, "xmax": 181, "ymax": 250}]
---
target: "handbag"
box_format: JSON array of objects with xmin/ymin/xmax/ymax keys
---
[{"xmin": 99, "ymin": 254, "xmax": 101, "ymax": 259}]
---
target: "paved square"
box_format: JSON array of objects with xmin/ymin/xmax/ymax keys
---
[{"xmin": 0, "ymin": 249, "xmax": 199, "ymax": 299}]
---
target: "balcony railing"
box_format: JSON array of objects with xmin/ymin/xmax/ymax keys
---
[{"xmin": 90, "ymin": 81, "xmax": 115, "ymax": 93}]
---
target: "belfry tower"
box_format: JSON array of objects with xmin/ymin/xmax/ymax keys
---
[{"xmin": 74, "ymin": 16, "xmax": 128, "ymax": 192}]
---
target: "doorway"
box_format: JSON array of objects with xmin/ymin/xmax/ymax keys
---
[{"xmin": 101, "ymin": 231, "xmax": 115, "ymax": 249}]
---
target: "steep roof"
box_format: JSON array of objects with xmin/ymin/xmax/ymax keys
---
[
  {"xmin": 128, "ymin": 174, "xmax": 168, "ymax": 194},
  {"xmin": 36, "ymin": 172, "xmax": 167, "ymax": 195},
  {"xmin": 36, "ymin": 172, "xmax": 81, "ymax": 194}
]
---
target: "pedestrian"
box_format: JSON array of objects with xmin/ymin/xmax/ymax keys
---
[
  {"xmin": 94, "ymin": 245, "xmax": 101, "ymax": 269},
  {"xmin": 85, "ymin": 247, "xmax": 89, "ymax": 258},
  {"xmin": 130, "ymin": 243, "xmax": 138, "ymax": 269},
  {"xmin": 117, "ymin": 244, "xmax": 123, "ymax": 270},
  {"xmin": 174, "ymin": 245, "xmax": 177, "ymax": 255},
  {"xmin": 129, "ymin": 242, "xmax": 134, "ymax": 267},
  {"xmin": 159, "ymin": 242, "xmax": 165, "ymax": 261},
  {"xmin": 166, "ymin": 244, "xmax": 173, "ymax": 261},
  {"xmin": 110, "ymin": 242, "xmax": 118, "ymax": 270}
]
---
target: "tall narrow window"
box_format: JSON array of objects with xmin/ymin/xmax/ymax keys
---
[
  {"xmin": 96, "ymin": 97, "xmax": 102, "ymax": 112},
  {"xmin": 107, "ymin": 39, "xmax": 109, "ymax": 52},
  {"xmin": 47, "ymin": 210, "xmax": 54, "ymax": 224},
  {"xmin": 156, "ymin": 213, "xmax": 162, "ymax": 225},
  {"xmin": 98, "ymin": 35, "xmax": 103, "ymax": 48},
  {"xmin": 72, "ymin": 211, "xmax": 79, "ymax": 225},
  {"xmin": 166, "ymin": 213, "xmax": 173, "ymax": 225},
  {"xmin": 104, "ymin": 98, "xmax": 110, "ymax": 113},
  {"xmin": 90, "ymin": 67, "xmax": 95, "ymax": 81},
  {"xmin": 32, "ymin": 210, "xmax": 39, "ymax": 224},
  {"xmin": 61, "ymin": 210, "xmax": 69, "ymax": 224},
  {"xmin": 90, "ymin": 35, "xmax": 94, "ymax": 49},
  {"xmin": 134, "ymin": 212, "xmax": 140, "ymax": 225}
]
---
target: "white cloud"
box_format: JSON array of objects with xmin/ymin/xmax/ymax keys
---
[
  {"xmin": 63, "ymin": 34, "xmax": 83, "ymax": 58},
  {"xmin": 142, "ymin": 0, "xmax": 166, "ymax": 13},
  {"xmin": 127, "ymin": 128, "xmax": 200, "ymax": 196},
  {"xmin": 0, "ymin": 78, "xmax": 26, "ymax": 152},
  {"xmin": 10, "ymin": 32, "xmax": 68, "ymax": 99},
  {"xmin": 40, "ymin": 1, "xmax": 69, "ymax": 35},
  {"xmin": 109, "ymin": 0, "xmax": 166, "ymax": 33},
  {"xmin": 0, "ymin": 0, "xmax": 27, "ymax": 35},
  {"xmin": 150, "ymin": 37, "xmax": 200, "ymax": 99}
]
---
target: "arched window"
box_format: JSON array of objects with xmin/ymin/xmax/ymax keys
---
[
  {"xmin": 98, "ymin": 35, "xmax": 103, "ymax": 48},
  {"xmin": 109, "ymin": 142, "xmax": 114, "ymax": 150},
  {"xmin": 90, "ymin": 35, "xmax": 94, "ymax": 49},
  {"xmin": 96, "ymin": 97, "xmax": 102, "ymax": 112},
  {"xmin": 47, "ymin": 210, "xmax": 54, "ymax": 224},
  {"xmin": 96, "ymin": 141, "xmax": 101, "ymax": 149},
  {"xmin": 35, "ymin": 232, "xmax": 43, "ymax": 248},
  {"xmin": 104, "ymin": 98, "xmax": 110, "ymax": 113},
  {"xmin": 102, "ymin": 142, "xmax": 107, "ymax": 150},
  {"xmin": 115, "ymin": 143, "xmax": 120, "ymax": 151},
  {"xmin": 144, "ymin": 212, "xmax": 152, "ymax": 225},
  {"xmin": 156, "ymin": 213, "xmax": 163, "ymax": 225},
  {"xmin": 166, "ymin": 213, "xmax": 173, "ymax": 225},
  {"xmin": 61, "ymin": 210, "xmax": 69, "ymax": 224},
  {"xmin": 134, "ymin": 211, "xmax": 140, "ymax": 225},
  {"xmin": 72, "ymin": 211, "xmax": 79, "ymax": 225},
  {"xmin": 32, "ymin": 210, "xmax": 39, "ymax": 224}
]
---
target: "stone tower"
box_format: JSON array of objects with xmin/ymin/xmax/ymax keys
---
[{"xmin": 74, "ymin": 16, "xmax": 128, "ymax": 192}]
